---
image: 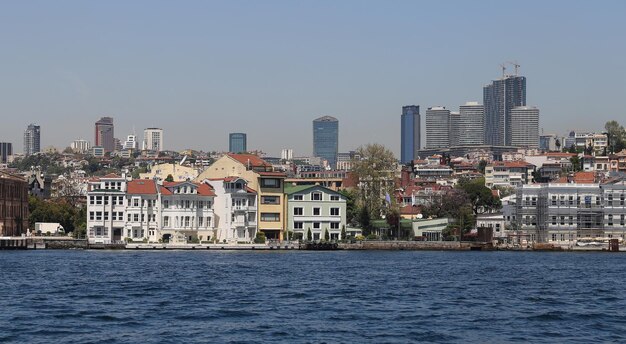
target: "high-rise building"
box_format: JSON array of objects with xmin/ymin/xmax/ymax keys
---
[
  {"xmin": 23, "ymin": 124, "xmax": 41, "ymax": 156},
  {"xmin": 425, "ymin": 107, "xmax": 451, "ymax": 149},
  {"xmin": 313, "ymin": 116, "xmax": 339, "ymax": 168},
  {"xmin": 229, "ymin": 133, "xmax": 247, "ymax": 153},
  {"xmin": 458, "ymin": 102, "xmax": 485, "ymax": 146},
  {"xmin": 281, "ymin": 148, "xmax": 293, "ymax": 161},
  {"xmin": 0, "ymin": 142, "xmax": 12, "ymax": 163},
  {"xmin": 483, "ymin": 74, "xmax": 526, "ymax": 146},
  {"xmin": 143, "ymin": 128, "xmax": 164, "ymax": 152},
  {"xmin": 124, "ymin": 135, "xmax": 138, "ymax": 150},
  {"xmin": 95, "ymin": 117, "xmax": 115, "ymax": 153},
  {"xmin": 400, "ymin": 105, "xmax": 420, "ymax": 164},
  {"xmin": 71, "ymin": 139, "xmax": 91, "ymax": 154},
  {"xmin": 510, "ymin": 106, "xmax": 539, "ymax": 148},
  {"xmin": 449, "ymin": 111, "xmax": 460, "ymax": 147}
]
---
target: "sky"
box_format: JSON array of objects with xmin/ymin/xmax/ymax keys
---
[{"xmin": 1, "ymin": 0, "xmax": 625, "ymax": 157}]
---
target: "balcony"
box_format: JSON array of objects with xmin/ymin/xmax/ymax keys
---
[{"xmin": 232, "ymin": 205, "xmax": 257, "ymax": 212}]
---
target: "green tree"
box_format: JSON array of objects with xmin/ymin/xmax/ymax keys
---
[
  {"xmin": 338, "ymin": 189, "xmax": 357, "ymax": 226},
  {"xmin": 457, "ymin": 177, "xmax": 501, "ymax": 216},
  {"xmin": 341, "ymin": 225, "xmax": 346, "ymax": 240},
  {"xmin": 477, "ymin": 160, "xmax": 488, "ymax": 174},
  {"xmin": 306, "ymin": 228, "xmax": 312, "ymax": 241},
  {"xmin": 165, "ymin": 174, "xmax": 174, "ymax": 182},
  {"xmin": 358, "ymin": 205, "xmax": 371, "ymax": 233},
  {"xmin": 605, "ymin": 120, "xmax": 626, "ymax": 153},
  {"xmin": 385, "ymin": 207, "xmax": 401, "ymax": 239},
  {"xmin": 570, "ymin": 156, "xmax": 582, "ymax": 172},
  {"xmin": 350, "ymin": 143, "xmax": 397, "ymax": 220},
  {"xmin": 324, "ymin": 228, "xmax": 330, "ymax": 241},
  {"xmin": 555, "ymin": 138, "xmax": 561, "ymax": 152}
]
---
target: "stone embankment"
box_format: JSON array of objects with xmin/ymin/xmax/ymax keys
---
[{"xmin": 339, "ymin": 241, "xmax": 489, "ymax": 250}]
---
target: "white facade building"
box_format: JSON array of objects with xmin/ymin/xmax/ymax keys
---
[
  {"xmin": 425, "ymin": 106, "xmax": 451, "ymax": 149},
  {"xmin": 510, "ymin": 106, "xmax": 539, "ymax": 148},
  {"xmin": 71, "ymin": 139, "xmax": 91, "ymax": 154},
  {"xmin": 124, "ymin": 135, "xmax": 138, "ymax": 150},
  {"xmin": 458, "ymin": 102, "xmax": 484, "ymax": 146},
  {"xmin": 206, "ymin": 177, "xmax": 258, "ymax": 243},
  {"xmin": 143, "ymin": 128, "xmax": 164, "ymax": 152}
]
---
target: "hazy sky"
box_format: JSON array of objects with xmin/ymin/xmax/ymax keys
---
[{"xmin": 1, "ymin": 0, "xmax": 625, "ymax": 157}]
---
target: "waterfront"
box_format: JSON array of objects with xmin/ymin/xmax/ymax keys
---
[{"xmin": 1, "ymin": 251, "xmax": 626, "ymax": 343}]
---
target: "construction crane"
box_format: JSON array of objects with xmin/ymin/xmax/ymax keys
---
[
  {"xmin": 507, "ymin": 61, "xmax": 520, "ymax": 76},
  {"xmin": 499, "ymin": 63, "xmax": 507, "ymax": 77}
]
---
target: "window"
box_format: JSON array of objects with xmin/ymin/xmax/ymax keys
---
[
  {"xmin": 260, "ymin": 213, "xmax": 280, "ymax": 222},
  {"xmin": 198, "ymin": 201, "xmax": 204, "ymax": 209},
  {"xmin": 330, "ymin": 208, "xmax": 340, "ymax": 216},
  {"xmin": 89, "ymin": 196, "xmax": 95, "ymax": 205},
  {"xmin": 294, "ymin": 207, "xmax": 303, "ymax": 216},
  {"xmin": 312, "ymin": 192, "xmax": 322, "ymax": 201},
  {"xmin": 261, "ymin": 196, "xmax": 280, "ymax": 205},
  {"xmin": 330, "ymin": 195, "xmax": 340, "ymax": 201},
  {"xmin": 294, "ymin": 195, "xmax": 303, "ymax": 201},
  {"xmin": 313, "ymin": 222, "xmax": 320, "ymax": 229},
  {"xmin": 96, "ymin": 212, "xmax": 102, "ymax": 221},
  {"xmin": 330, "ymin": 222, "xmax": 339, "ymax": 229},
  {"xmin": 96, "ymin": 196, "xmax": 102, "ymax": 205},
  {"xmin": 133, "ymin": 199, "xmax": 139, "ymax": 207},
  {"xmin": 313, "ymin": 208, "xmax": 321, "ymax": 216},
  {"xmin": 199, "ymin": 217, "xmax": 204, "ymax": 226},
  {"xmin": 133, "ymin": 214, "xmax": 139, "ymax": 222},
  {"xmin": 89, "ymin": 212, "xmax": 94, "ymax": 221},
  {"xmin": 164, "ymin": 200, "xmax": 169, "ymax": 208},
  {"xmin": 206, "ymin": 217, "xmax": 212, "ymax": 227},
  {"xmin": 294, "ymin": 222, "xmax": 303, "ymax": 229},
  {"xmin": 609, "ymin": 214, "xmax": 614, "ymax": 226},
  {"xmin": 184, "ymin": 217, "xmax": 190, "ymax": 227},
  {"xmin": 164, "ymin": 216, "xmax": 169, "ymax": 227},
  {"xmin": 261, "ymin": 178, "xmax": 280, "ymax": 188}
]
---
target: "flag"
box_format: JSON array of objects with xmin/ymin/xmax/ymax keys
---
[{"xmin": 385, "ymin": 192, "xmax": 391, "ymax": 205}]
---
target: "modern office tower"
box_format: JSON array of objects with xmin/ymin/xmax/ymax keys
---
[
  {"xmin": 23, "ymin": 124, "xmax": 41, "ymax": 156},
  {"xmin": 449, "ymin": 111, "xmax": 460, "ymax": 147},
  {"xmin": 95, "ymin": 117, "xmax": 115, "ymax": 153},
  {"xmin": 313, "ymin": 116, "xmax": 339, "ymax": 168},
  {"xmin": 400, "ymin": 105, "xmax": 420, "ymax": 164},
  {"xmin": 229, "ymin": 133, "xmax": 247, "ymax": 153},
  {"xmin": 539, "ymin": 134, "xmax": 558, "ymax": 151},
  {"xmin": 71, "ymin": 139, "xmax": 91, "ymax": 154},
  {"xmin": 143, "ymin": 128, "xmax": 164, "ymax": 152},
  {"xmin": 483, "ymin": 74, "xmax": 526, "ymax": 146},
  {"xmin": 124, "ymin": 135, "xmax": 138, "ymax": 150},
  {"xmin": 510, "ymin": 106, "xmax": 539, "ymax": 148},
  {"xmin": 425, "ymin": 107, "xmax": 451, "ymax": 149},
  {"xmin": 458, "ymin": 102, "xmax": 485, "ymax": 146},
  {"xmin": 0, "ymin": 142, "xmax": 12, "ymax": 163},
  {"xmin": 281, "ymin": 148, "xmax": 293, "ymax": 161}
]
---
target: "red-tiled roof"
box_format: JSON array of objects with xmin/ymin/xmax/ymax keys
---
[
  {"xmin": 556, "ymin": 172, "xmax": 596, "ymax": 184},
  {"xmin": 400, "ymin": 205, "xmax": 421, "ymax": 215},
  {"xmin": 545, "ymin": 152, "xmax": 577, "ymax": 158},
  {"xmin": 162, "ymin": 181, "xmax": 216, "ymax": 196},
  {"xmin": 160, "ymin": 186, "xmax": 172, "ymax": 195},
  {"xmin": 491, "ymin": 161, "xmax": 534, "ymax": 168},
  {"xmin": 228, "ymin": 153, "xmax": 271, "ymax": 167},
  {"xmin": 101, "ymin": 173, "xmax": 122, "ymax": 179},
  {"xmin": 245, "ymin": 186, "xmax": 257, "ymax": 194},
  {"xmin": 127, "ymin": 180, "xmax": 158, "ymax": 194}
]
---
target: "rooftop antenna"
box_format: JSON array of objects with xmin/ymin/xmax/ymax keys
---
[{"xmin": 507, "ymin": 61, "xmax": 520, "ymax": 76}]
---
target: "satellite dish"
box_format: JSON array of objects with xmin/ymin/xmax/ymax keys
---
[{"xmin": 417, "ymin": 214, "xmax": 423, "ymax": 219}]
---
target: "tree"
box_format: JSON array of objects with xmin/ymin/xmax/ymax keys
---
[
  {"xmin": 324, "ymin": 228, "xmax": 330, "ymax": 241},
  {"xmin": 165, "ymin": 174, "xmax": 174, "ymax": 182},
  {"xmin": 478, "ymin": 160, "xmax": 488, "ymax": 174},
  {"xmin": 385, "ymin": 207, "xmax": 400, "ymax": 239},
  {"xmin": 570, "ymin": 156, "xmax": 582, "ymax": 172},
  {"xmin": 555, "ymin": 138, "xmax": 561, "ymax": 152},
  {"xmin": 351, "ymin": 143, "xmax": 397, "ymax": 221},
  {"xmin": 605, "ymin": 120, "xmax": 626, "ymax": 153},
  {"xmin": 306, "ymin": 228, "xmax": 312, "ymax": 241},
  {"xmin": 341, "ymin": 225, "xmax": 346, "ymax": 240},
  {"xmin": 338, "ymin": 189, "xmax": 358, "ymax": 226},
  {"xmin": 358, "ymin": 205, "xmax": 371, "ymax": 233},
  {"xmin": 457, "ymin": 178, "xmax": 501, "ymax": 216}
]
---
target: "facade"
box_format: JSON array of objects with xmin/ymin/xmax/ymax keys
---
[
  {"xmin": 139, "ymin": 163, "xmax": 199, "ymax": 182},
  {"xmin": 0, "ymin": 142, "xmax": 12, "ymax": 163},
  {"xmin": 400, "ymin": 105, "xmax": 420, "ymax": 164},
  {"xmin": 206, "ymin": 177, "xmax": 257, "ymax": 243},
  {"xmin": 574, "ymin": 132, "xmax": 608, "ymax": 155},
  {"xmin": 412, "ymin": 218, "xmax": 450, "ymax": 241},
  {"xmin": 143, "ymin": 128, "xmax": 164, "ymax": 152},
  {"xmin": 510, "ymin": 106, "xmax": 539, "ymax": 148},
  {"xmin": 195, "ymin": 153, "xmax": 286, "ymax": 239},
  {"xmin": 24, "ymin": 124, "xmax": 41, "ymax": 156},
  {"xmin": 285, "ymin": 185, "xmax": 347, "ymax": 240},
  {"xmin": 483, "ymin": 75, "xmax": 526, "ymax": 146},
  {"xmin": 229, "ymin": 133, "xmax": 247, "ymax": 153},
  {"xmin": 539, "ymin": 134, "xmax": 559, "ymax": 151},
  {"xmin": 514, "ymin": 181, "xmax": 626, "ymax": 245},
  {"xmin": 71, "ymin": 139, "xmax": 91, "ymax": 154},
  {"xmin": 281, "ymin": 148, "xmax": 293, "ymax": 161},
  {"xmin": 313, "ymin": 116, "xmax": 339, "ymax": 167},
  {"xmin": 458, "ymin": 102, "xmax": 485, "ymax": 146},
  {"xmin": 0, "ymin": 172, "xmax": 29, "ymax": 236},
  {"xmin": 86, "ymin": 175, "xmax": 216, "ymax": 244},
  {"xmin": 425, "ymin": 107, "xmax": 451, "ymax": 149},
  {"xmin": 95, "ymin": 117, "xmax": 115, "ymax": 153},
  {"xmin": 484, "ymin": 161, "xmax": 534, "ymax": 188}
]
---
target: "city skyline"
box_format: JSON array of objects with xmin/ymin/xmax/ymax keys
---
[{"xmin": 1, "ymin": 1, "xmax": 625, "ymax": 156}]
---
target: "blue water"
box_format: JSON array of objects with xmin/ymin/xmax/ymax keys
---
[{"xmin": 1, "ymin": 250, "xmax": 626, "ymax": 343}]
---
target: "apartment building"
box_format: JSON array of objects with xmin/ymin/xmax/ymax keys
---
[
  {"xmin": 484, "ymin": 161, "xmax": 535, "ymax": 188},
  {"xmin": 206, "ymin": 177, "xmax": 257, "ymax": 243},
  {"xmin": 285, "ymin": 185, "xmax": 346, "ymax": 240}
]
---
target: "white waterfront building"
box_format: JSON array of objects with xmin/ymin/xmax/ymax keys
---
[{"xmin": 205, "ymin": 177, "xmax": 258, "ymax": 243}]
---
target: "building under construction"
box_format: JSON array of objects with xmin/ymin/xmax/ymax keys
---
[{"xmin": 514, "ymin": 180, "xmax": 626, "ymax": 244}]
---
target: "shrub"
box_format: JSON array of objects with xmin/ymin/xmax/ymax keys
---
[
  {"xmin": 254, "ymin": 231, "xmax": 266, "ymax": 244},
  {"xmin": 355, "ymin": 235, "xmax": 365, "ymax": 241},
  {"xmin": 366, "ymin": 233, "xmax": 378, "ymax": 240}
]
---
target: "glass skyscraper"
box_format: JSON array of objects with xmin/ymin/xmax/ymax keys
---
[
  {"xmin": 313, "ymin": 116, "xmax": 339, "ymax": 168},
  {"xmin": 229, "ymin": 133, "xmax": 247, "ymax": 153},
  {"xmin": 483, "ymin": 75, "xmax": 526, "ymax": 146},
  {"xmin": 400, "ymin": 105, "xmax": 420, "ymax": 164}
]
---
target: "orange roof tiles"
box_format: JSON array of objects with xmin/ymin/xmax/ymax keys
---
[
  {"xmin": 127, "ymin": 180, "xmax": 158, "ymax": 194},
  {"xmin": 228, "ymin": 153, "xmax": 271, "ymax": 167}
]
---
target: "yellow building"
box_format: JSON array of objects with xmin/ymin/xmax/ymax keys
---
[
  {"xmin": 140, "ymin": 163, "xmax": 199, "ymax": 182},
  {"xmin": 196, "ymin": 154, "xmax": 286, "ymax": 240}
]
